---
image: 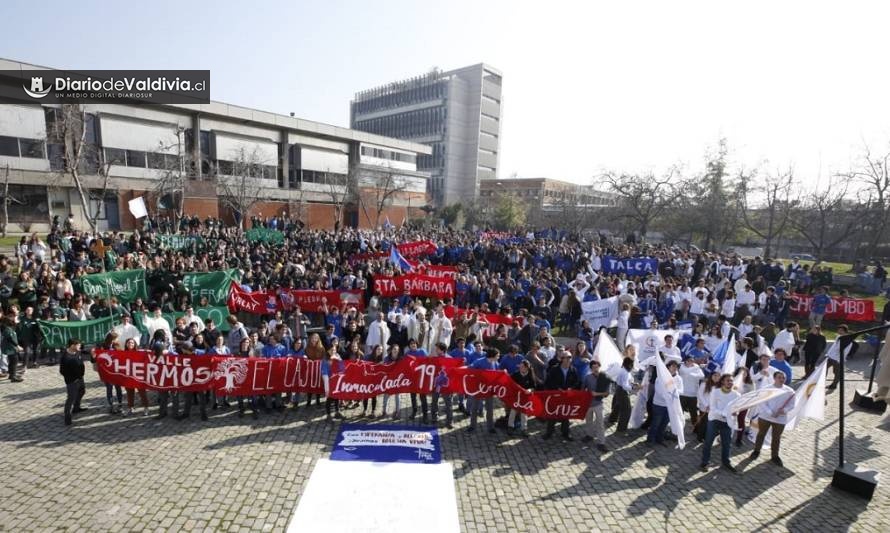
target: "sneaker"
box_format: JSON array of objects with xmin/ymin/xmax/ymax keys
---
[
  {"xmin": 445, "ymin": 423, "xmax": 453, "ymax": 429},
  {"xmin": 155, "ymin": 413, "xmax": 167, "ymax": 420},
  {"xmin": 596, "ymin": 444, "xmax": 609, "ymax": 453},
  {"xmin": 520, "ymin": 430, "xmax": 530, "ymax": 438},
  {"xmin": 64, "ymin": 415, "xmax": 72, "ymax": 426},
  {"xmin": 124, "ymin": 408, "xmax": 133, "ymax": 416},
  {"xmin": 722, "ymin": 462, "xmax": 737, "ymax": 473},
  {"xmin": 72, "ymin": 407, "xmax": 88, "ymax": 413},
  {"xmin": 771, "ymin": 457, "xmax": 784, "ymax": 467},
  {"xmin": 392, "ymin": 414, "xmax": 399, "ymax": 421},
  {"xmin": 562, "ymin": 435, "xmax": 574, "ymax": 442},
  {"xmin": 238, "ymin": 410, "xmax": 245, "ymax": 418},
  {"xmin": 749, "ymin": 451, "xmax": 760, "ymax": 460},
  {"xmin": 334, "ymin": 412, "xmax": 344, "ymax": 420},
  {"xmin": 699, "ymin": 463, "xmax": 709, "ymax": 472},
  {"xmin": 143, "ymin": 408, "xmax": 149, "ymax": 416}
]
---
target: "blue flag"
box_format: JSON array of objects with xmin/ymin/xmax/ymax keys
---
[
  {"xmin": 711, "ymin": 336, "xmax": 731, "ymax": 365},
  {"xmin": 389, "ymin": 245, "xmax": 414, "ymax": 272}
]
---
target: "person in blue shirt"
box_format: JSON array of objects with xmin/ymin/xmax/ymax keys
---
[
  {"xmin": 448, "ymin": 338, "xmax": 473, "ymax": 412},
  {"xmin": 321, "ymin": 346, "xmax": 343, "ymax": 422},
  {"xmin": 769, "ymin": 348, "xmax": 793, "ymax": 383},
  {"xmin": 404, "ymin": 339, "xmax": 429, "ymax": 422},
  {"xmin": 430, "ymin": 342, "xmax": 454, "ymax": 429},
  {"xmin": 809, "ymin": 286, "xmax": 833, "ymax": 328},
  {"xmin": 262, "ymin": 336, "xmax": 287, "ymax": 411},
  {"xmin": 469, "ymin": 349, "xmax": 501, "ymax": 434},
  {"xmin": 499, "ymin": 345, "xmax": 525, "ymax": 375},
  {"xmin": 467, "ymin": 340, "xmax": 486, "ymax": 367}
]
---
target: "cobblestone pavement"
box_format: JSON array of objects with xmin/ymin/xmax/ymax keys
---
[{"xmin": 0, "ymin": 356, "xmax": 887, "ymax": 533}]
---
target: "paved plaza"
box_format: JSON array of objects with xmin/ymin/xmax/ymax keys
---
[{"xmin": 0, "ymin": 356, "xmax": 887, "ymax": 533}]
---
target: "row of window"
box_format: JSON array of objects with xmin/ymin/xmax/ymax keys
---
[
  {"xmin": 359, "ymin": 146, "xmax": 417, "ymax": 164},
  {"xmin": 217, "ymin": 159, "xmax": 278, "ymax": 181},
  {"xmin": 0, "ymin": 136, "xmax": 46, "ymax": 159},
  {"xmin": 104, "ymin": 147, "xmax": 181, "ymax": 170},
  {"xmin": 354, "ymin": 106, "xmax": 446, "ymax": 140},
  {"xmin": 418, "ymin": 142, "xmax": 445, "ymax": 170},
  {"xmin": 353, "ymin": 81, "xmax": 447, "ymax": 115},
  {"xmin": 297, "ymin": 170, "xmax": 348, "ymax": 187}
]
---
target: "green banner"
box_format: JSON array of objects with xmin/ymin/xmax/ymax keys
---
[
  {"xmin": 182, "ymin": 269, "xmax": 240, "ymax": 306},
  {"xmin": 78, "ymin": 269, "xmax": 147, "ymax": 303},
  {"xmin": 245, "ymin": 227, "xmax": 285, "ymax": 245},
  {"xmin": 133, "ymin": 306, "xmax": 232, "ymax": 336},
  {"xmin": 156, "ymin": 234, "xmax": 205, "ymax": 251},
  {"xmin": 38, "ymin": 316, "xmax": 122, "ymax": 348}
]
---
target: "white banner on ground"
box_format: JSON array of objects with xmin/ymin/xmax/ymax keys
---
[
  {"xmin": 289, "ymin": 459, "xmax": 460, "ymax": 533},
  {"xmin": 581, "ymin": 296, "xmax": 619, "ymax": 332}
]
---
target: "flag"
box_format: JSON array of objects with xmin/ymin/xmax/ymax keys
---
[
  {"xmin": 383, "ymin": 216, "xmax": 393, "ymax": 230},
  {"xmin": 128, "ymin": 196, "xmax": 148, "ymax": 219},
  {"xmin": 629, "ymin": 368, "xmax": 650, "ymax": 430},
  {"xmin": 593, "ymin": 329, "xmax": 623, "ymax": 381},
  {"xmin": 653, "ymin": 354, "xmax": 686, "ymax": 449},
  {"xmin": 784, "ymin": 359, "xmax": 827, "ymax": 431},
  {"xmin": 389, "ymin": 245, "xmax": 414, "ymax": 273},
  {"xmin": 724, "ymin": 387, "xmax": 790, "ymax": 432}
]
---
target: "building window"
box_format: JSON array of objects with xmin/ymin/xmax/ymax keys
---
[
  {"xmin": 0, "ymin": 136, "xmax": 19, "ymax": 156},
  {"xmin": 48, "ymin": 143, "xmax": 64, "ymax": 170},
  {"xmin": 19, "ymin": 139, "xmax": 45, "ymax": 159},
  {"xmin": 217, "ymin": 160, "xmax": 234, "ymax": 175},
  {"xmin": 6, "ymin": 184, "xmax": 48, "ymax": 222},
  {"xmin": 147, "ymin": 152, "xmax": 166, "ymax": 169},
  {"xmin": 126, "ymin": 150, "xmax": 146, "ymax": 168},
  {"xmin": 105, "ymin": 148, "xmax": 126, "ymax": 165}
]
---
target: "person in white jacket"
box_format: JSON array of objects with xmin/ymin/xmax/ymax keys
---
[
  {"xmin": 750, "ymin": 371, "xmax": 795, "ymax": 466},
  {"xmin": 113, "ymin": 315, "xmax": 142, "ymax": 348},
  {"xmin": 142, "ymin": 308, "xmax": 171, "ymax": 345},
  {"xmin": 365, "ymin": 312, "xmax": 391, "ymax": 353},
  {"xmin": 679, "ymin": 356, "xmax": 704, "ymax": 424},
  {"xmin": 429, "ymin": 309, "xmax": 454, "ymax": 349}
]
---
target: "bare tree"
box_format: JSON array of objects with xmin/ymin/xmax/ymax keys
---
[
  {"xmin": 0, "ymin": 164, "xmax": 24, "ymax": 238},
  {"xmin": 837, "ymin": 142, "xmax": 890, "ymax": 257},
  {"xmin": 217, "ymin": 147, "xmax": 271, "ymax": 229},
  {"xmin": 788, "ymin": 179, "xmax": 862, "ymax": 259},
  {"xmin": 152, "ymin": 127, "xmax": 188, "ymax": 226},
  {"xmin": 49, "ymin": 104, "xmax": 114, "ymax": 231},
  {"xmin": 358, "ymin": 165, "xmax": 408, "ymax": 228},
  {"xmin": 736, "ymin": 166, "xmax": 799, "ymax": 259},
  {"xmin": 601, "ymin": 168, "xmax": 680, "ymax": 240},
  {"xmin": 318, "ymin": 166, "xmax": 356, "ymax": 232}
]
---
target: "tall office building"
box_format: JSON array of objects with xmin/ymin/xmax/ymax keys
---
[{"xmin": 350, "ymin": 63, "xmax": 502, "ymax": 206}]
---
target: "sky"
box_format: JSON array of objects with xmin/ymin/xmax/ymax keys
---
[{"xmin": 3, "ymin": 0, "xmax": 890, "ymax": 189}]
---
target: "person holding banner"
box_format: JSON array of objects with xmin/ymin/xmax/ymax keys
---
[
  {"xmin": 381, "ymin": 344, "xmax": 404, "ymax": 420},
  {"xmin": 469, "ymin": 349, "xmax": 502, "ymax": 434},
  {"xmin": 581, "ymin": 360, "xmax": 611, "ymax": 452},
  {"xmin": 321, "ymin": 346, "xmax": 343, "ymax": 422},
  {"xmin": 543, "ymin": 351, "xmax": 581, "ymax": 441},
  {"xmin": 700, "ymin": 373, "xmax": 740, "ymax": 472},
  {"xmin": 647, "ymin": 359, "xmax": 682, "ymax": 446},
  {"xmin": 507, "ymin": 360, "xmax": 535, "ymax": 437},
  {"xmin": 750, "ymin": 371, "xmax": 796, "ymax": 466}
]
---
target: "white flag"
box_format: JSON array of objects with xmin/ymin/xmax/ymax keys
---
[
  {"xmin": 721, "ymin": 333, "xmax": 736, "ymax": 377},
  {"xmin": 629, "ymin": 368, "xmax": 650, "ymax": 429},
  {"xmin": 784, "ymin": 359, "xmax": 828, "ymax": 431},
  {"xmin": 654, "ymin": 354, "xmax": 686, "ymax": 450},
  {"xmin": 593, "ymin": 329, "xmax": 623, "ymax": 381},
  {"xmin": 724, "ymin": 387, "xmax": 790, "ymax": 432},
  {"xmin": 128, "ymin": 197, "xmax": 148, "ymax": 219}
]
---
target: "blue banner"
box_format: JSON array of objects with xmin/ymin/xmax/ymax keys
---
[
  {"xmin": 331, "ymin": 424, "xmax": 442, "ymax": 464},
  {"xmin": 601, "ymin": 256, "xmax": 659, "ymax": 275}
]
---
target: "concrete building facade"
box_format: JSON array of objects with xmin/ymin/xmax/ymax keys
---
[
  {"xmin": 0, "ymin": 58, "xmax": 431, "ymax": 232},
  {"xmin": 350, "ymin": 64, "xmax": 502, "ymax": 207}
]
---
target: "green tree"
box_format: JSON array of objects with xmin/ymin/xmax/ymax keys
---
[{"xmin": 492, "ymin": 193, "xmax": 527, "ymax": 230}]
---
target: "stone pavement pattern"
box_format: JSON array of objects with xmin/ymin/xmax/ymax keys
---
[{"xmin": 0, "ymin": 357, "xmax": 888, "ymax": 533}]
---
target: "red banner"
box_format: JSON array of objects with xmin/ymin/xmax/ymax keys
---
[
  {"xmin": 407, "ymin": 261, "xmax": 459, "ymax": 279},
  {"xmin": 373, "ymin": 274, "xmax": 456, "ymax": 299},
  {"xmin": 96, "ymin": 351, "xmax": 591, "ymax": 418},
  {"xmin": 287, "ymin": 289, "xmax": 364, "ymax": 313},
  {"xmin": 94, "ymin": 350, "xmax": 326, "ymax": 396},
  {"xmin": 396, "ymin": 240, "xmax": 438, "ymax": 259},
  {"xmin": 228, "ymin": 283, "xmax": 365, "ymax": 314},
  {"xmin": 328, "ymin": 356, "xmax": 464, "ymax": 400},
  {"xmin": 790, "ymin": 294, "xmax": 875, "ymax": 322},
  {"xmin": 442, "ymin": 367, "xmax": 591, "ymax": 419},
  {"xmin": 443, "ymin": 306, "xmax": 523, "ymax": 336}
]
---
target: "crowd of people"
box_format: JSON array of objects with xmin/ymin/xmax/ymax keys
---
[{"xmin": 0, "ymin": 215, "xmax": 867, "ymax": 472}]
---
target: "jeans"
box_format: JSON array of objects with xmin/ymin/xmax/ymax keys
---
[
  {"xmin": 362, "ymin": 396, "xmax": 378, "ymax": 414},
  {"xmin": 64, "ymin": 379, "xmax": 85, "ymax": 420},
  {"xmin": 184, "ymin": 391, "xmax": 207, "ymax": 417},
  {"xmin": 158, "ymin": 391, "xmax": 180, "ymax": 417},
  {"xmin": 647, "ymin": 404, "xmax": 670, "ymax": 443},
  {"xmin": 702, "ymin": 419, "xmax": 732, "ymax": 465},
  {"xmin": 754, "ymin": 420, "xmax": 786, "ymax": 459},
  {"xmin": 508, "ymin": 409, "xmax": 528, "ymax": 430},
  {"xmin": 410, "ymin": 393, "xmax": 429, "ymax": 419},
  {"xmin": 469, "ymin": 396, "xmax": 494, "ymax": 430},
  {"xmin": 105, "ymin": 383, "xmax": 123, "ymax": 408},
  {"xmin": 430, "ymin": 391, "xmax": 453, "ymax": 426},
  {"xmin": 382, "ymin": 394, "xmax": 400, "ymax": 417},
  {"xmin": 608, "ymin": 387, "xmax": 631, "ymax": 432}
]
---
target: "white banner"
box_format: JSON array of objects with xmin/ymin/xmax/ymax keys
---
[
  {"xmin": 626, "ymin": 328, "xmax": 681, "ymax": 363},
  {"xmin": 581, "ymin": 296, "xmax": 619, "ymax": 332},
  {"xmin": 128, "ymin": 196, "xmax": 148, "ymax": 219}
]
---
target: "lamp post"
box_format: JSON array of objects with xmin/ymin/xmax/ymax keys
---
[{"xmin": 831, "ymin": 325, "xmax": 885, "ymax": 499}]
